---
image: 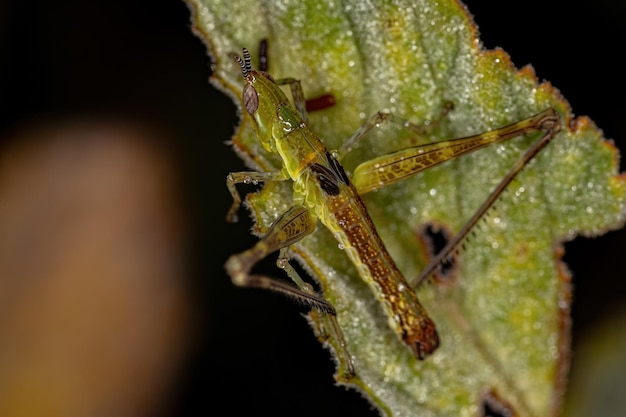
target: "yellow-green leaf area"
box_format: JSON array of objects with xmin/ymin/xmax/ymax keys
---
[{"xmin": 186, "ymin": 0, "xmax": 626, "ymax": 416}]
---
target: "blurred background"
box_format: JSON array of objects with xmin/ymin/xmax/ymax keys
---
[{"xmin": 0, "ymin": 0, "xmax": 624, "ymax": 416}]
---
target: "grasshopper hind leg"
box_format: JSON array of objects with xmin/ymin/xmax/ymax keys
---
[
  {"xmin": 225, "ymin": 205, "xmax": 331, "ymax": 311},
  {"xmin": 225, "ymin": 205, "xmax": 355, "ymax": 379}
]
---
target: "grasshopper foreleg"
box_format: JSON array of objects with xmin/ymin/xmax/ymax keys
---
[{"xmin": 226, "ymin": 170, "xmax": 287, "ymax": 222}]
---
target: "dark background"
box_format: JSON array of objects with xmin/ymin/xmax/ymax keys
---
[{"xmin": 0, "ymin": 0, "xmax": 624, "ymax": 416}]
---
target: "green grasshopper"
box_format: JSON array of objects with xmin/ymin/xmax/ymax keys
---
[{"xmin": 224, "ymin": 47, "xmax": 561, "ymax": 376}]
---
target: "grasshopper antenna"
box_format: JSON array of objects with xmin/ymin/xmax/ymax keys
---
[{"xmin": 230, "ymin": 48, "xmax": 253, "ymax": 78}]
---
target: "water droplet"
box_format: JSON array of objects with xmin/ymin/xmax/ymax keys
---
[{"xmin": 550, "ymin": 345, "xmax": 559, "ymax": 360}]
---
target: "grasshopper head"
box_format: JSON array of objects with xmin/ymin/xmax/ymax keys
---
[{"xmin": 231, "ymin": 48, "xmax": 290, "ymax": 153}]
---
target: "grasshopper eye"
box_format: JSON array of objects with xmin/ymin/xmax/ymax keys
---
[{"xmin": 243, "ymin": 83, "xmax": 259, "ymax": 114}]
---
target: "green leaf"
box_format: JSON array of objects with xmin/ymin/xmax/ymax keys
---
[{"xmin": 186, "ymin": 0, "xmax": 626, "ymax": 415}]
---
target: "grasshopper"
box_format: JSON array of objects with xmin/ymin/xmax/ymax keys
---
[{"xmin": 224, "ymin": 46, "xmax": 561, "ymax": 376}]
